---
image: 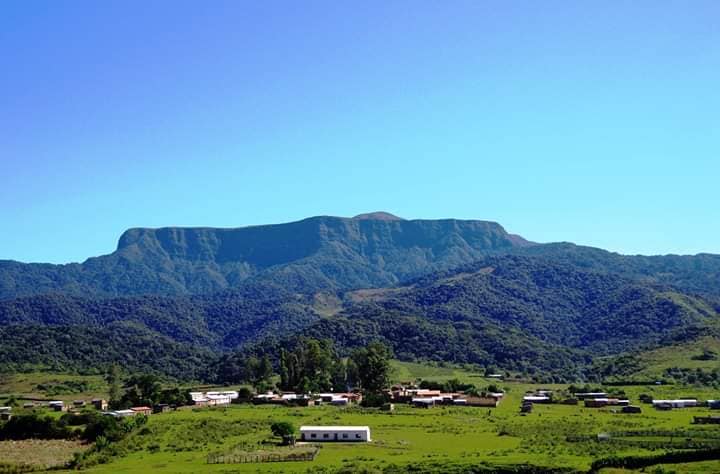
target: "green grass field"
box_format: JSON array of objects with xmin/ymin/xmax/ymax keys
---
[
  {"xmin": 3, "ymin": 363, "xmax": 720, "ymax": 473},
  {"xmin": 0, "ymin": 372, "xmax": 108, "ymax": 403}
]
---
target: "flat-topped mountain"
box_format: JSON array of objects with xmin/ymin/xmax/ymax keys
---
[
  {"xmin": 1, "ymin": 212, "xmax": 720, "ymax": 380},
  {"xmin": 0, "ymin": 214, "xmax": 530, "ymax": 298}
]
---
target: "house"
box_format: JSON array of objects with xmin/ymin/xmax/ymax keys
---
[
  {"xmin": 652, "ymin": 399, "xmax": 698, "ymax": 409},
  {"xmin": 130, "ymin": 406, "xmax": 152, "ymax": 416},
  {"xmin": 153, "ymin": 404, "xmax": 171, "ymax": 414},
  {"xmin": 207, "ymin": 394, "xmax": 232, "ymax": 406},
  {"xmin": 465, "ymin": 396, "xmax": 499, "ymax": 407},
  {"xmin": 105, "ymin": 409, "xmax": 135, "ymax": 417},
  {"xmin": 693, "ymin": 416, "xmax": 720, "ymax": 424},
  {"xmin": 331, "ymin": 398, "xmax": 349, "ymax": 406},
  {"xmin": 487, "ymin": 374, "xmax": 504, "ymax": 379},
  {"xmin": 622, "ymin": 405, "xmax": 642, "ymax": 414},
  {"xmin": 289, "ymin": 397, "xmax": 315, "ymax": 407},
  {"xmin": 0, "ymin": 407, "xmax": 11, "ymax": 413},
  {"xmin": 72, "ymin": 400, "xmax": 86, "ymax": 407},
  {"xmin": 211, "ymin": 391, "xmax": 238, "ymax": 399},
  {"xmin": 0, "ymin": 413, "xmax": 12, "ymax": 421},
  {"xmin": 300, "ymin": 426, "xmax": 371, "ymax": 442},
  {"xmin": 190, "ymin": 391, "xmax": 236, "ymax": 407},
  {"xmin": 340, "ymin": 392, "xmax": 363, "ymax": 404},
  {"xmin": 48, "ymin": 401, "xmax": 66, "ymax": 412},
  {"xmin": 412, "ymin": 397, "xmax": 436, "ymax": 408},
  {"xmin": 584, "ymin": 398, "xmax": 630, "ymax": 408},
  {"xmin": 189, "ymin": 392, "xmax": 205, "ymax": 402},
  {"xmin": 573, "ymin": 392, "xmax": 608, "ymax": 400},
  {"xmin": 193, "ymin": 398, "xmax": 210, "ymax": 407},
  {"xmin": 252, "ymin": 392, "xmax": 280, "ymax": 404},
  {"xmin": 707, "ymin": 400, "xmax": 720, "ymax": 409},
  {"xmin": 92, "ymin": 399, "xmax": 108, "ymax": 411},
  {"xmin": 522, "ymin": 396, "xmax": 550, "ymax": 404}
]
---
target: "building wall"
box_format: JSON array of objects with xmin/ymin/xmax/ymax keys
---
[{"xmin": 300, "ymin": 429, "xmax": 370, "ymax": 442}]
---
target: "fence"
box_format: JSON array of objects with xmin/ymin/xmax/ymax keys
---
[{"xmin": 207, "ymin": 447, "xmax": 320, "ymax": 464}]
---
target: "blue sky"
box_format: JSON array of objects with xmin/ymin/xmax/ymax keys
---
[{"xmin": 2, "ymin": 1, "xmax": 719, "ymax": 263}]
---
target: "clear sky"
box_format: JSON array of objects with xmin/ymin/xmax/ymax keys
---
[{"xmin": 2, "ymin": 1, "xmax": 719, "ymax": 263}]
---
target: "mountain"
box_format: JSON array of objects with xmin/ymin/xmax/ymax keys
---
[
  {"xmin": 0, "ymin": 214, "xmax": 530, "ymax": 299},
  {"xmin": 2, "ymin": 253, "xmax": 716, "ymax": 382},
  {"xmin": 517, "ymin": 243, "xmax": 720, "ymax": 299},
  {"xmin": 223, "ymin": 255, "xmax": 714, "ymax": 380},
  {"xmin": 2, "ymin": 212, "xmax": 720, "ymax": 383}
]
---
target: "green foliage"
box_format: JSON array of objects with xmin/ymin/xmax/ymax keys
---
[
  {"xmin": 270, "ymin": 421, "xmax": 295, "ymax": 445},
  {"xmin": 1, "ymin": 226, "xmax": 719, "ymax": 384},
  {"xmin": 0, "ymin": 413, "xmax": 75, "ymax": 440},
  {"xmin": 34, "ymin": 379, "xmax": 96, "ymax": 396},
  {"xmin": 276, "ymin": 338, "xmax": 345, "ymax": 392},
  {"xmin": 351, "ymin": 341, "xmax": 392, "ymax": 394},
  {"xmin": 119, "ymin": 374, "xmax": 162, "ymax": 408},
  {"xmin": 0, "ymin": 217, "xmax": 523, "ymax": 299},
  {"xmin": 106, "ymin": 364, "xmax": 122, "ymax": 408}
]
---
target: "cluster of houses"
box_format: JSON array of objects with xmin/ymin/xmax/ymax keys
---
[
  {"xmin": 0, "ymin": 398, "xmax": 163, "ymax": 421},
  {"xmin": 517, "ymin": 390, "xmax": 720, "ymax": 415},
  {"xmin": 520, "ymin": 390, "xmax": 643, "ymax": 412},
  {"xmin": 189, "ymin": 390, "xmax": 239, "ymax": 407},
  {"xmin": 0, "ymin": 398, "xmax": 177, "ymax": 420},
  {"xmin": 389, "ymin": 385, "xmax": 503, "ymax": 409},
  {"xmin": 103, "ymin": 406, "xmax": 153, "ymax": 418},
  {"xmin": 251, "ymin": 392, "xmax": 362, "ymax": 407}
]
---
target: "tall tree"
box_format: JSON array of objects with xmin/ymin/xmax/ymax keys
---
[
  {"xmin": 121, "ymin": 374, "xmax": 162, "ymax": 407},
  {"xmin": 351, "ymin": 341, "xmax": 392, "ymax": 393},
  {"xmin": 106, "ymin": 364, "xmax": 122, "ymax": 409},
  {"xmin": 277, "ymin": 337, "xmax": 343, "ymax": 393}
]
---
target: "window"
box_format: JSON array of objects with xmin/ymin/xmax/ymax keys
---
[
  {"xmin": 342, "ymin": 433, "xmax": 348, "ymax": 439},
  {"xmin": 311, "ymin": 433, "xmax": 316, "ymax": 439},
  {"xmin": 355, "ymin": 433, "xmax": 362, "ymax": 439},
  {"xmin": 323, "ymin": 433, "xmax": 329, "ymax": 439}
]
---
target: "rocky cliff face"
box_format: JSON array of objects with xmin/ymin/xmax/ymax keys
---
[{"xmin": 0, "ymin": 214, "xmax": 528, "ymax": 298}]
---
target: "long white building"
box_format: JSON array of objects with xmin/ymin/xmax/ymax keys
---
[{"xmin": 300, "ymin": 425, "xmax": 371, "ymax": 442}]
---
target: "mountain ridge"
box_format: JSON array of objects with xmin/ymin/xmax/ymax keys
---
[{"xmin": 0, "ymin": 215, "xmax": 528, "ymax": 299}]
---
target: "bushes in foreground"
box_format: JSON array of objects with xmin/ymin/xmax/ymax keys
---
[{"xmin": 0, "ymin": 411, "xmax": 145, "ymax": 443}]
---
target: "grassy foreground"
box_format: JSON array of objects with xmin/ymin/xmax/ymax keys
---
[
  {"xmin": 65, "ymin": 384, "xmax": 720, "ymax": 472},
  {"xmin": 3, "ymin": 363, "xmax": 720, "ymax": 473}
]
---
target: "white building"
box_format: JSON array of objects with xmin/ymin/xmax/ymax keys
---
[
  {"xmin": 573, "ymin": 392, "xmax": 608, "ymax": 399},
  {"xmin": 104, "ymin": 409, "xmax": 135, "ymax": 417},
  {"xmin": 206, "ymin": 391, "xmax": 239, "ymax": 400},
  {"xmin": 300, "ymin": 426, "xmax": 371, "ymax": 442},
  {"xmin": 652, "ymin": 399, "xmax": 698, "ymax": 409},
  {"xmin": 189, "ymin": 392, "xmax": 205, "ymax": 402},
  {"xmin": 206, "ymin": 394, "xmax": 232, "ymax": 406},
  {"xmin": 523, "ymin": 396, "xmax": 551, "ymax": 403}
]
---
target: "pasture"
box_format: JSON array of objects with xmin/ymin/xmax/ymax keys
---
[
  {"xmin": 64, "ymin": 382, "xmax": 720, "ymax": 473},
  {"xmin": 3, "ymin": 363, "xmax": 720, "ymax": 473}
]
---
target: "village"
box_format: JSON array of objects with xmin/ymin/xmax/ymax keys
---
[{"xmin": 4, "ymin": 379, "xmax": 720, "ymax": 434}]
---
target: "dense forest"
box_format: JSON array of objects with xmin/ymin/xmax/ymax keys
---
[{"xmin": 1, "ymin": 215, "xmax": 719, "ymax": 383}]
